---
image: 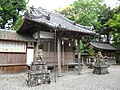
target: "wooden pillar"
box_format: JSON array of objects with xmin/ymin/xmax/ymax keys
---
[
  {"xmin": 35, "ymin": 29, "xmax": 40, "ymax": 59},
  {"xmin": 62, "ymin": 40, "xmax": 64, "ymax": 66},
  {"xmin": 54, "ymin": 29, "xmax": 57, "ymax": 83},
  {"xmin": 37, "ymin": 30, "xmax": 40, "ymax": 46},
  {"xmin": 72, "ymin": 39, "xmax": 75, "ymax": 62},
  {"xmin": 48, "ymin": 41, "xmax": 50, "ymax": 61},
  {"xmin": 34, "ymin": 42, "xmax": 38, "ymax": 60},
  {"xmin": 37, "ymin": 30, "xmax": 40, "ymax": 55},
  {"xmin": 57, "ymin": 37, "xmax": 62, "ymax": 77},
  {"xmin": 77, "ymin": 39, "xmax": 81, "ymax": 75}
]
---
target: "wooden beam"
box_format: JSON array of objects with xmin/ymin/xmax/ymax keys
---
[{"xmin": 57, "ymin": 37, "xmax": 62, "ymax": 77}]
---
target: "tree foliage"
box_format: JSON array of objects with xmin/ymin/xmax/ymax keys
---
[
  {"xmin": 105, "ymin": 7, "xmax": 120, "ymax": 48},
  {"xmin": 59, "ymin": 0, "xmax": 106, "ymax": 29},
  {"xmin": 98, "ymin": 5, "xmax": 120, "ymax": 47},
  {"xmin": 0, "ymin": 0, "xmax": 27, "ymax": 30}
]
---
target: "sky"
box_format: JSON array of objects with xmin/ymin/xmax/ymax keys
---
[
  {"xmin": 27, "ymin": 0, "xmax": 120, "ymax": 11},
  {"xmin": 27, "ymin": 0, "xmax": 76, "ymax": 11}
]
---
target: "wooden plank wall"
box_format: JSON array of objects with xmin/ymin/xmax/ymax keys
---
[
  {"xmin": 0, "ymin": 53, "xmax": 27, "ymax": 73},
  {"xmin": 43, "ymin": 52, "xmax": 57, "ymax": 63},
  {"xmin": 0, "ymin": 65, "xmax": 28, "ymax": 73},
  {"xmin": 42, "ymin": 39, "xmax": 74, "ymax": 64},
  {"xmin": 64, "ymin": 52, "xmax": 74, "ymax": 64},
  {"xmin": 0, "ymin": 53, "xmax": 26, "ymax": 64},
  {"xmin": 43, "ymin": 52, "xmax": 74, "ymax": 64}
]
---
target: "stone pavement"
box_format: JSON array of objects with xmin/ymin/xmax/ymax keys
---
[{"xmin": 0, "ymin": 65, "xmax": 120, "ymax": 90}]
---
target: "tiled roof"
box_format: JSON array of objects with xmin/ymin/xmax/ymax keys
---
[
  {"xmin": 90, "ymin": 41, "xmax": 119, "ymax": 51},
  {"xmin": 17, "ymin": 7, "xmax": 96, "ymax": 35},
  {"xmin": 0, "ymin": 29, "xmax": 36, "ymax": 42}
]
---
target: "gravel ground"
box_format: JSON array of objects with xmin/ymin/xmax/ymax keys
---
[{"xmin": 0, "ymin": 65, "xmax": 120, "ymax": 90}]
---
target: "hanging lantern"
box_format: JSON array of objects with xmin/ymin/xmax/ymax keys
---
[
  {"xmin": 69, "ymin": 42, "xmax": 71, "ymax": 46},
  {"xmin": 62, "ymin": 40, "xmax": 64, "ymax": 45},
  {"xmin": 69, "ymin": 40, "xmax": 71, "ymax": 46}
]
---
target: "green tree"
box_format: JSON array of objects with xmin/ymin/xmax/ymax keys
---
[
  {"xmin": 59, "ymin": 0, "xmax": 107, "ymax": 29},
  {"xmin": 106, "ymin": 13, "xmax": 120, "ymax": 47},
  {"xmin": 98, "ymin": 5, "xmax": 120, "ymax": 63},
  {"xmin": 0, "ymin": 0, "xmax": 27, "ymax": 30},
  {"xmin": 97, "ymin": 7, "xmax": 114, "ymax": 43},
  {"xmin": 98, "ymin": 5, "xmax": 120, "ymax": 47}
]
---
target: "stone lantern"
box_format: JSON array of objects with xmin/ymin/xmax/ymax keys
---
[
  {"xmin": 93, "ymin": 51, "xmax": 109, "ymax": 75},
  {"xmin": 26, "ymin": 48, "xmax": 51, "ymax": 87}
]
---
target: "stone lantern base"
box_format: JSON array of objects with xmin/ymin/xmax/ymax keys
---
[
  {"xmin": 26, "ymin": 60, "xmax": 51, "ymax": 87},
  {"xmin": 93, "ymin": 65, "xmax": 109, "ymax": 75}
]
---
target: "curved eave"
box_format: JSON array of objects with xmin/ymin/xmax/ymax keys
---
[
  {"xmin": 17, "ymin": 18, "xmax": 96, "ymax": 36},
  {"xmin": 90, "ymin": 42, "xmax": 120, "ymax": 51}
]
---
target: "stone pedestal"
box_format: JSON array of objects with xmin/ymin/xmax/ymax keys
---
[
  {"xmin": 93, "ymin": 65, "xmax": 109, "ymax": 75},
  {"xmin": 93, "ymin": 52, "xmax": 109, "ymax": 75},
  {"xmin": 26, "ymin": 60, "xmax": 51, "ymax": 87}
]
